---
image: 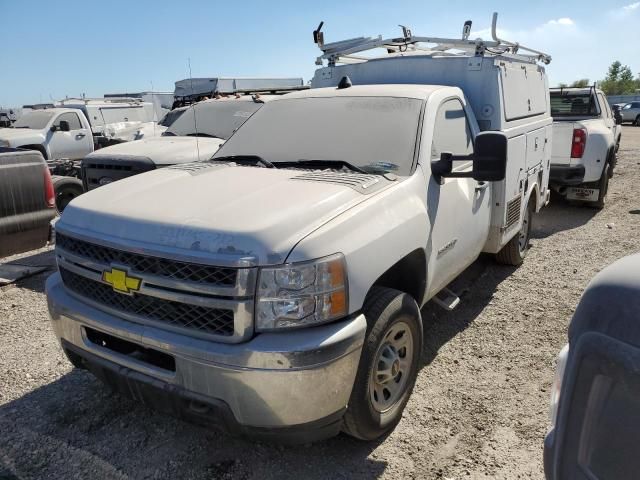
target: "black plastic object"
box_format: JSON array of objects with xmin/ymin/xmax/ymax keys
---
[
  {"xmin": 544, "ymin": 254, "xmax": 640, "ymax": 480},
  {"xmin": 337, "ymin": 76, "xmax": 352, "ymax": 89}
]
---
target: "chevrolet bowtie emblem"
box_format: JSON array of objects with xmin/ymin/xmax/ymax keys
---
[{"xmin": 102, "ymin": 267, "xmax": 141, "ymax": 294}]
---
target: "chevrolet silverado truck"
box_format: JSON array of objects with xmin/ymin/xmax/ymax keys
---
[
  {"xmin": 47, "ymin": 15, "xmax": 552, "ymax": 442},
  {"xmin": 549, "ymin": 87, "xmax": 621, "ymax": 208},
  {"xmin": 80, "ymin": 96, "xmax": 268, "ymax": 190}
]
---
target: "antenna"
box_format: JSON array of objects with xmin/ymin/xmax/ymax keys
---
[
  {"xmin": 187, "ymin": 58, "xmax": 201, "ymax": 162},
  {"xmin": 150, "ymin": 80, "xmax": 156, "ymax": 138}
]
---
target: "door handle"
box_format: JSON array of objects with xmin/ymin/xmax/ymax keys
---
[
  {"xmin": 475, "ymin": 181, "xmax": 489, "ymax": 193},
  {"xmin": 76, "ymin": 133, "xmax": 86, "ymax": 138}
]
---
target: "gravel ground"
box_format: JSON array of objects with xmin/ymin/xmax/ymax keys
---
[{"xmin": 1, "ymin": 126, "xmax": 639, "ymax": 480}]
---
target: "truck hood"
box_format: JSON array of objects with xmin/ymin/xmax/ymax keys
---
[
  {"xmin": 0, "ymin": 127, "xmax": 43, "ymax": 144},
  {"xmin": 58, "ymin": 163, "xmax": 394, "ymax": 265},
  {"xmin": 87, "ymin": 136, "xmax": 224, "ymax": 165}
]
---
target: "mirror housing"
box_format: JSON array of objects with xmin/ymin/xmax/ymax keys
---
[
  {"xmin": 431, "ymin": 131, "xmax": 507, "ymax": 184},
  {"xmin": 58, "ymin": 120, "xmax": 70, "ymax": 132}
]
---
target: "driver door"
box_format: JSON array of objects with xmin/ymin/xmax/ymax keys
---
[
  {"xmin": 425, "ymin": 98, "xmax": 492, "ymax": 294},
  {"xmin": 47, "ymin": 112, "xmax": 92, "ymax": 160}
]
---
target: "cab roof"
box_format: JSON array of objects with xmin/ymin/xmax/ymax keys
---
[{"xmin": 273, "ymin": 84, "xmax": 452, "ymax": 101}]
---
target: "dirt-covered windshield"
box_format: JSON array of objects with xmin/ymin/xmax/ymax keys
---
[
  {"xmin": 213, "ymin": 96, "xmax": 423, "ymax": 175},
  {"xmin": 166, "ymin": 99, "xmax": 263, "ymax": 139},
  {"xmin": 12, "ymin": 111, "xmax": 55, "ymax": 129}
]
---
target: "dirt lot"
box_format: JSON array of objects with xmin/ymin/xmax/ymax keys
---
[{"xmin": 1, "ymin": 126, "xmax": 639, "ymax": 480}]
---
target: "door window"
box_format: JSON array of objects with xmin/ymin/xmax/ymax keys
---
[
  {"xmin": 54, "ymin": 112, "xmax": 82, "ymax": 130},
  {"xmin": 597, "ymin": 94, "xmax": 612, "ymax": 118},
  {"xmin": 431, "ymin": 98, "xmax": 474, "ymax": 171}
]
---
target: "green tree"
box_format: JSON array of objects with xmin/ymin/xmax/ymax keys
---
[{"xmin": 600, "ymin": 61, "xmax": 640, "ymax": 95}]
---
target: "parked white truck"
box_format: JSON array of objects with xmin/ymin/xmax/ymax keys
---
[
  {"xmin": 46, "ymin": 14, "xmax": 552, "ymax": 442},
  {"xmin": 80, "ymin": 93, "xmax": 287, "ymax": 190},
  {"xmin": 549, "ymin": 87, "xmax": 621, "ymax": 208}
]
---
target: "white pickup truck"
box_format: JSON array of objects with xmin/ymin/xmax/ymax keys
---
[
  {"xmin": 549, "ymin": 87, "xmax": 621, "ymax": 208},
  {"xmin": 46, "ymin": 15, "xmax": 552, "ymax": 442},
  {"xmin": 80, "ymin": 96, "xmax": 269, "ymax": 190}
]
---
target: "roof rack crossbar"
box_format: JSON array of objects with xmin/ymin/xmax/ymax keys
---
[{"xmin": 314, "ymin": 12, "xmax": 551, "ymax": 66}]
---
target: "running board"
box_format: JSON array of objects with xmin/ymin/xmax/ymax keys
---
[{"xmin": 432, "ymin": 287, "xmax": 460, "ymax": 311}]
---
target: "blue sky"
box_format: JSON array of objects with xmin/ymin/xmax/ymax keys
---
[{"xmin": 1, "ymin": 0, "xmax": 639, "ymax": 107}]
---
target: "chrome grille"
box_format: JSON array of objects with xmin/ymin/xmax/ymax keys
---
[
  {"xmin": 506, "ymin": 196, "xmax": 522, "ymax": 229},
  {"xmin": 56, "ymin": 233, "xmax": 237, "ymax": 286},
  {"xmin": 59, "ymin": 267, "xmax": 235, "ymax": 336}
]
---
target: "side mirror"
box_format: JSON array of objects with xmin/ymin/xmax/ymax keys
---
[
  {"xmin": 615, "ymin": 115, "xmax": 623, "ymax": 125},
  {"xmin": 430, "ymin": 131, "xmax": 507, "ymax": 184},
  {"xmin": 59, "ymin": 120, "xmax": 70, "ymax": 132},
  {"xmin": 472, "ymin": 131, "xmax": 507, "ymax": 181}
]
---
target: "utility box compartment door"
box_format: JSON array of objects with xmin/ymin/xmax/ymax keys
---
[{"xmin": 500, "ymin": 63, "xmax": 548, "ymax": 121}]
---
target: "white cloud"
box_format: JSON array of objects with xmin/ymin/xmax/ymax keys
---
[
  {"xmin": 546, "ymin": 17, "xmax": 575, "ymax": 26},
  {"xmin": 610, "ymin": 2, "xmax": 640, "ymax": 18}
]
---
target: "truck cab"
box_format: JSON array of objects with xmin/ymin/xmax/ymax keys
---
[
  {"xmin": 0, "ymin": 108, "xmax": 94, "ymax": 160},
  {"xmin": 46, "ymin": 14, "xmax": 553, "ymax": 442}
]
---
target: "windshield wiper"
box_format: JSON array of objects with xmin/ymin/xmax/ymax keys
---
[
  {"xmin": 187, "ymin": 133, "xmax": 221, "ymax": 139},
  {"xmin": 276, "ymin": 159, "xmax": 369, "ymax": 174},
  {"xmin": 213, "ymin": 155, "xmax": 275, "ymax": 169}
]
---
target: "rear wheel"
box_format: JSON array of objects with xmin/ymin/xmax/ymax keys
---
[
  {"xmin": 635, "ymin": 115, "xmax": 640, "ymax": 127},
  {"xmin": 495, "ymin": 198, "xmax": 533, "ymax": 266},
  {"xmin": 342, "ymin": 287, "xmax": 422, "ymax": 440},
  {"xmin": 52, "ymin": 176, "xmax": 84, "ymax": 214}
]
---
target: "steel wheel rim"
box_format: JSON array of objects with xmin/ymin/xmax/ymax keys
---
[
  {"xmin": 518, "ymin": 206, "xmax": 530, "ymax": 254},
  {"xmin": 369, "ymin": 320, "xmax": 414, "ymax": 413}
]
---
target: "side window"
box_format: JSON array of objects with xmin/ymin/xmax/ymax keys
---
[
  {"xmin": 53, "ymin": 112, "xmax": 82, "ymax": 130},
  {"xmin": 634, "ymin": 103, "xmax": 640, "ymax": 109},
  {"xmin": 431, "ymin": 98, "xmax": 474, "ymax": 170},
  {"xmin": 598, "ymin": 94, "xmax": 611, "ymax": 118}
]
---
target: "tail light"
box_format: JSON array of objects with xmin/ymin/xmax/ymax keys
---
[
  {"xmin": 570, "ymin": 128, "xmax": 587, "ymax": 159},
  {"xmin": 43, "ymin": 166, "xmax": 55, "ymax": 209}
]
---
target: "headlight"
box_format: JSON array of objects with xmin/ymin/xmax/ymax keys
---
[
  {"xmin": 0, "ymin": 139, "xmax": 9, "ymax": 147},
  {"xmin": 256, "ymin": 253, "xmax": 348, "ymax": 331},
  {"xmin": 549, "ymin": 343, "xmax": 570, "ymax": 429}
]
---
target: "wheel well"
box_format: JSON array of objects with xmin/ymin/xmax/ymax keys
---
[
  {"xmin": 19, "ymin": 144, "xmax": 47, "ymax": 159},
  {"xmin": 371, "ymin": 249, "xmax": 427, "ymax": 306},
  {"xmin": 528, "ymin": 182, "xmax": 539, "ymax": 212}
]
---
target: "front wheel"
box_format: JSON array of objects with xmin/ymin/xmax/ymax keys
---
[
  {"xmin": 635, "ymin": 115, "xmax": 640, "ymax": 127},
  {"xmin": 342, "ymin": 287, "xmax": 423, "ymax": 441},
  {"xmin": 52, "ymin": 176, "xmax": 84, "ymax": 215},
  {"xmin": 495, "ymin": 198, "xmax": 533, "ymax": 266}
]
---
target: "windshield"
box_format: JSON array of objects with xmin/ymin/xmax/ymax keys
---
[
  {"xmin": 158, "ymin": 108, "xmax": 186, "ymax": 127},
  {"xmin": 213, "ymin": 96, "xmax": 423, "ymax": 175},
  {"xmin": 550, "ymin": 93, "xmax": 599, "ymax": 117},
  {"xmin": 166, "ymin": 100, "xmax": 263, "ymax": 139},
  {"xmin": 12, "ymin": 110, "xmax": 55, "ymax": 129}
]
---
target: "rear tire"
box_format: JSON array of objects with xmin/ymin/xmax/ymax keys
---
[
  {"xmin": 635, "ymin": 115, "xmax": 640, "ymax": 127},
  {"xmin": 342, "ymin": 287, "xmax": 423, "ymax": 441},
  {"xmin": 52, "ymin": 176, "xmax": 84, "ymax": 214},
  {"xmin": 495, "ymin": 197, "xmax": 533, "ymax": 266}
]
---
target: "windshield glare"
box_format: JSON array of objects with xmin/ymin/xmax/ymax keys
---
[
  {"xmin": 213, "ymin": 96, "xmax": 423, "ymax": 175},
  {"xmin": 12, "ymin": 111, "xmax": 55, "ymax": 129},
  {"xmin": 166, "ymin": 100, "xmax": 263, "ymax": 138}
]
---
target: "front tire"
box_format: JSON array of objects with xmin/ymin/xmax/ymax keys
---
[
  {"xmin": 342, "ymin": 287, "xmax": 423, "ymax": 441},
  {"xmin": 52, "ymin": 175, "xmax": 84, "ymax": 214},
  {"xmin": 495, "ymin": 197, "xmax": 533, "ymax": 266},
  {"xmin": 635, "ymin": 115, "xmax": 640, "ymax": 127}
]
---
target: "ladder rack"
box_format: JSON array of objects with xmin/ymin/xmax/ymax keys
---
[{"xmin": 313, "ymin": 12, "xmax": 552, "ymax": 67}]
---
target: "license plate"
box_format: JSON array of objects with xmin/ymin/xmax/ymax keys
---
[{"xmin": 567, "ymin": 187, "xmax": 599, "ymax": 202}]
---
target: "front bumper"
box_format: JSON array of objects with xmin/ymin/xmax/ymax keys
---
[
  {"xmin": 549, "ymin": 164, "xmax": 585, "ymax": 186},
  {"xmin": 46, "ymin": 273, "xmax": 366, "ymax": 441}
]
